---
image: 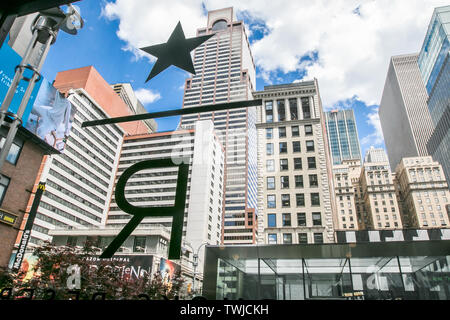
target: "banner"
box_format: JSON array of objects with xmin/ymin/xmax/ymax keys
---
[
  {"xmin": 160, "ymin": 257, "xmax": 181, "ymax": 284},
  {"xmin": 0, "ymin": 38, "xmax": 76, "ymax": 152},
  {"xmin": 85, "ymin": 255, "xmax": 153, "ymax": 280},
  {"xmin": 24, "ymin": 80, "xmax": 76, "ymax": 152}
]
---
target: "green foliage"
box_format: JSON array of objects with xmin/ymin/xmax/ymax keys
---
[{"xmin": 4, "ymin": 241, "xmax": 190, "ymax": 300}]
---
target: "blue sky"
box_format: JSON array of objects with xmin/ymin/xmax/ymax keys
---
[{"xmin": 39, "ymin": 0, "xmax": 445, "ymax": 158}]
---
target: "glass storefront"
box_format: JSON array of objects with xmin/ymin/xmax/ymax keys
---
[{"xmin": 204, "ymin": 241, "xmax": 450, "ymax": 300}]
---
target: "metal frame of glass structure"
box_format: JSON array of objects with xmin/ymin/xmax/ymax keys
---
[{"xmin": 203, "ymin": 241, "xmax": 450, "ymax": 300}]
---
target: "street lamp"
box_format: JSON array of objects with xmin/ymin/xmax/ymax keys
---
[{"xmin": 192, "ymin": 242, "xmax": 208, "ymax": 295}]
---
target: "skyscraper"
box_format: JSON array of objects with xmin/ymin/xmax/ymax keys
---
[
  {"xmin": 379, "ymin": 53, "xmax": 434, "ymax": 172},
  {"xmin": 19, "ymin": 66, "xmax": 148, "ymax": 246},
  {"xmin": 51, "ymin": 120, "xmax": 225, "ymax": 283},
  {"xmin": 418, "ymin": 5, "xmax": 450, "ymax": 185},
  {"xmin": 364, "ymin": 146, "xmax": 389, "ymax": 164},
  {"xmin": 111, "ymin": 83, "xmax": 158, "ymax": 133},
  {"xmin": 324, "ymin": 109, "xmax": 361, "ymax": 165},
  {"xmin": 254, "ymin": 81, "xmax": 336, "ymax": 244},
  {"xmin": 179, "ymin": 8, "xmax": 257, "ymax": 244}
]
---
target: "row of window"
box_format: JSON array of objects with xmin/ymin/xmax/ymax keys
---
[
  {"xmin": 266, "ymin": 157, "xmax": 317, "ymax": 171},
  {"xmin": 266, "ymin": 140, "xmax": 315, "ymax": 155},
  {"xmin": 70, "ymin": 126, "xmax": 114, "ymax": 164},
  {"xmin": 48, "ymin": 169, "xmax": 105, "ymax": 205},
  {"xmin": 267, "ymin": 193, "xmax": 321, "ymax": 208},
  {"xmin": 267, "ymin": 174, "xmax": 318, "ymax": 189},
  {"xmin": 268, "ymin": 232, "xmax": 323, "ymax": 244},
  {"xmin": 266, "ymin": 125, "xmax": 313, "ymax": 139},
  {"xmin": 267, "ymin": 212, "xmax": 322, "ymax": 227},
  {"xmin": 265, "ymin": 97, "xmax": 312, "ymax": 122}
]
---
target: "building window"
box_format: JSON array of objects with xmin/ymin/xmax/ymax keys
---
[
  {"xmin": 280, "ymin": 159, "xmax": 289, "ymax": 171},
  {"xmin": 311, "ymin": 193, "xmax": 320, "ymax": 206},
  {"xmin": 267, "ymin": 177, "xmax": 275, "ymax": 189},
  {"xmin": 294, "ymin": 158, "xmax": 302, "ymax": 170},
  {"xmin": 283, "ymin": 233, "xmax": 292, "ymax": 244},
  {"xmin": 0, "ymin": 175, "xmax": 10, "ymax": 206},
  {"xmin": 306, "ymin": 140, "xmax": 315, "ymax": 152},
  {"xmin": 212, "ymin": 19, "xmax": 228, "ymax": 31},
  {"xmin": 133, "ymin": 236, "xmax": 146, "ymax": 252},
  {"xmin": 266, "ymin": 143, "xmax": 274, "ymax": 155},
  {"xmin": 281, "ymin": 176, "xmax": 290, "ymax": 188},
  {"xmin": 309, "ymin": 174, "xmax": 318, "ymax": 187},
  {"xmin": 289, "ymin": 98, "xmax": 298, "ymax": 120},
  {"xmin": 296, "ymin": 193, "xmax": 305, "ymax": 207},
  {"xmin": 307, "ymin": 157, "xmax": 316, "ymax": 169},
  {"xmin": 304, "ymin": 125, "xmax": 313, "ymax": 135},
  {"xmin": 0, "ymin": 137, "xmax": 23, "ymax": 165},
  {"xmin": 277, "ymin": 100, "xmax": 286, "ymax": 121},
  {"xmin": 268, "ymin": 234, "xmax": 277, "ymax": 244},
  {"xmin": 293, "ymin": 141, "xmax": 301, "ymax": 152},
  {"xmin": 312, "ymin": 212, "xmax": 322, "ymax": 226},
  {"xmin": 282, "ymin": 213, "xmax": 291, "ymax": 226},
  {"xmin": 295, "ymin": 175, "xmax": 304, "ymax": 188},
  {"xmin": 265, "ymin": 101, "xmax": 273, "ymax": 123},
  {"xmin": 267, "ymin": 195, "xmax": 276, "ymax": 208},
  {"xmin": 266, "ymin": 128, "xmax": 273, "ymax": 139},
  {"xmin": 281, "ymin": 194, "xmax": 290, "ymax": 207},
  {"xmin": 292, "ymin": 126, "xmax": 299, "ymax": 137},
  {"xmin": 279, "ymin": 142, "xmax": 287, "ymax": 153},
  {"xmin": 268, "ymin": 214, "xmax": 276, "ymax": 227},
  {"xmin": 298, "ymin": 233, "xmax": 308, "ymax": 244},
  {"xmin": 301, "ymin": 97, "xmax": 311, "ymax": 119},
  {"xmin": 67, "ymin": 236, "xmax": 77, "ymax": 246},
  {"xmin": 297, "ymin": 212, "xmax": 306, "ymax": 226},
  {"xmin": 267, "ymin": 160, "xmax": 275, "ymax": 172},
  {"xmin": 279, "ymin": 127, "xmax": 286, "ymax": 138},
  {"xmin": 313, "ymin": 233, "xmax": 323, "ymax": 244}
]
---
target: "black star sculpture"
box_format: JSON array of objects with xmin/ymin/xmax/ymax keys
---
[{"xmin": 140, "ymin": 21, "xmax": 214, "ymax": 82}]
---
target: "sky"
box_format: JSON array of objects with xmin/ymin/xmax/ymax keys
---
[{"xmin": 39, "ymin": 0, "xmax": 448, "ymax": 158}]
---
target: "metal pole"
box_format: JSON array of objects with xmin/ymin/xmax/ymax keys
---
[
  {"xmin": 0, "ymin": 30, "xmax": 39, "ymax": 127},
  {"xmin": 192, "ymin": 242, "xmax": 208, "ymax": 294},
  {"xmin": 302, "ymin": 258, "xmax": 306, "ymax": 299},
  {"xmin": 192, "ymin": 253, "xmax": 198, "ymax": 294},
  {"xmin": 396, "ymin": 255, "xmax": 406, "ymax": 299},
  {"xmin": 347, "ymin": 257, "xmax": 355, "ymax": 300}
]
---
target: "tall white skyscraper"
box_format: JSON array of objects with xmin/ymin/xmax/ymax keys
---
[
  {"xmin": 379, "ymin": 53, "xmax": 434, "ymax": 171},
  {"xmin": 179, "ymin": 7, "xmax": 258, "ymax": 245}
]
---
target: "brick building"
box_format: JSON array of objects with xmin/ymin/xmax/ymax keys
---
[{"xmin": 0, "ymin": 123, "xmax": 58, "ymax": 267}]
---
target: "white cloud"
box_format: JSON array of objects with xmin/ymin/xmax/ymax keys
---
[
  {"xmin": 102, "ymin": 0, "xmax": 207, "ymax": 62},
  {"xmin": 103, "ymin": 0, "xmax": 447, "ymax": 108},
  {"xmin": 135, "ymin": 88, "xmax": 161, "ymax": 104},
  {"xmin": 361, "ymin": 109, "xmax": 384, "ymax": 147}
]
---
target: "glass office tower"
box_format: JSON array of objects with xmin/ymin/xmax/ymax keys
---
[
  {"xmin": 324, "ymin": 109, "xmax": 361, "ymax": 165},
  {"xmin": 179, "ymin": 8, "xmax": 257, "ymax": 245},
  {"xmin": 418, "ymin": 5, "xmax": 450, "ymax": 184}
]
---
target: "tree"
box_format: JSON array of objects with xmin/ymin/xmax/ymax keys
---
[{"xmin": 4, "ymin": 241, "xmax": 189, "ymax": 300}]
